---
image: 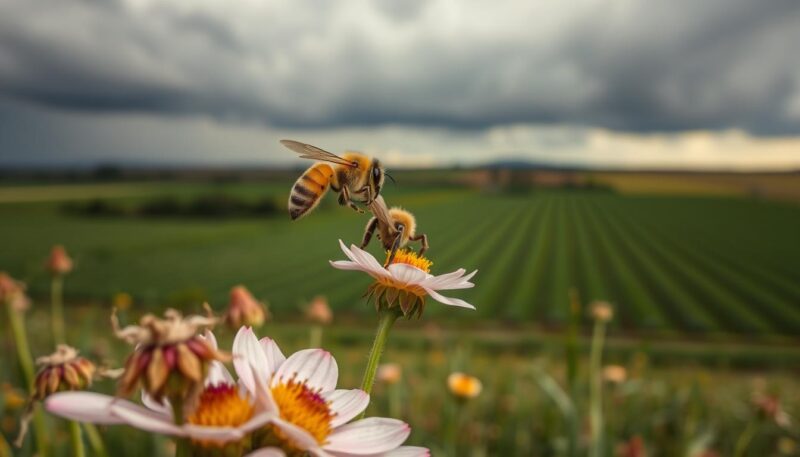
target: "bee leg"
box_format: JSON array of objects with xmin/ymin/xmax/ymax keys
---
[
  {"xmin": 384, "ymin": 225, "xmax": 405, "ymax": 267},
  {"xmin": 339, "ymin": 187, "xmax": 364, "ymax": 214},
  {"xmin": 410, "ymin": 233, "xmax": 429, "ymax": 255},
  {"xmin": 360, "ymin": 217, "xmax": 379, "ymax": 249},
  {"xmin": 361, "ymin": 186, "xmax": 373, "ymax": 205}
]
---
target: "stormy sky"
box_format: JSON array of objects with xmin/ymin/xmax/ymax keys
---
[{"xmin": 1, "ymin": 0, "xmax": 799, "ymax": 169}]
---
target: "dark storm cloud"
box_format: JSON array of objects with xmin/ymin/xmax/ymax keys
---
[{"xmin": 0, "ymin": 0, "xmax": 799, "ymax": 134}]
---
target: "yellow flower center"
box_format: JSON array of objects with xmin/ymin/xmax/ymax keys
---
[
  {"xmin": 448, "ymin": 373, "xmax": 482, "ymax": 399},
  {"xmin": 188, "ymin": 384, "xmax": 254, "ymax": 434},
  {"xmin": 386, "ymin": 249, "xmax": 432, "ymax": 274},
  {"xmin": 271, "ymin": 380, "xmax": 333, "ymax": 444}
]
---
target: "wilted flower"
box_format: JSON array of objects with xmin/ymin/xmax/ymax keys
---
[
  {"xmin": 616, "ymin": 435, "xmax": 647, "ymax": 457},
  {"xmin": 113, "ymin": 309, "xmax": 228, "ymax": 406},
  {"xmin": 33, "ymin": 345, "xmax": 96, "ymax": 401},
  {"xmin": 0, "ymin": 272, "xmax": 30, "ymax": 312},
  {"xmin": 45, "ymin": 245, "xmax": 73, "ymax": 277},
  {"xmin": 447, "ymin": 372, "xmax": 482, "ymax": 400},
  {"xmin": 602, "ymin": 365, "xmax": 628, "ymax": 384},
  {"xmin": 226, "ymin": 285, "xmax": 269, "ymax": 329},
  {"xmin": 305, "ymin": 295, "xmax": 333, "ymax": 325},
  {"xmin": 330, "ymin": 240, "xmax": 477, "ymax": 318},
  {"xmin": 232, "ymin": 327, "xmax": 428, "ymax": 456},
  {"xmin": 590, "ymin": 301, "xmax": 614, "ymax": 322},
  {"xmin": 46, "ymin": 331, "xmax": 274, "ymax": 454},
  {"xmin": 377, "ymin": 363, "xmax": 403, "ymax": 385}
]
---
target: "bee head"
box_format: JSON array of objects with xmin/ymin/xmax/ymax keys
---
[{"xmin": 369, "ymin": 158, "xmax": 385, "ymax": 198}]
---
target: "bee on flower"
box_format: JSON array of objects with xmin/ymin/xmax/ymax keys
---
[{"xmin": 225, "ymin": 285, "xmax": 269, "ymax": 330}]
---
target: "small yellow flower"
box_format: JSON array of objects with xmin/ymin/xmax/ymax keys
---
[
  {"xmin": 112, "ymin": 292, "xmax": 134, "ymax": 311},
  {"xmin": 447, "ymin": 372, "xmax": 482, "ymax": 400},
  {"xmin": 1, "ymin": 383, "xmax": 26, "ymax": 410}
]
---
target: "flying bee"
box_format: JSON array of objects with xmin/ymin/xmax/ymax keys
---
[
  {"xmin": 281, "ymin": 139, "xmax": 389, "ymax": 220},
  {"xmin": 362, "ymin": 195, "xmax": 429, "ymax": 266}
]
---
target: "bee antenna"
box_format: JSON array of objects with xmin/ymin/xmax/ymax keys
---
[{"xmin": 385, "ymin": 172, "xmax": 397, "ymax": 184}]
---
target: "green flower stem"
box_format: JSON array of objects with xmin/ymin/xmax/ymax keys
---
[
  {"xmin": 0, "ymin": 431, "xmax": 12, "ymax": 457},
  {"xmin": 68, "ymin": 420, "xmax": 85, "ymax": 457},
  {"xmin": 309, "ymin": 325, "xmax": 323, "ymax": 348},
  {"xmin": 6, "ymin": 301, "xmax": 49, "ymax": 457},
  {"xmin": 170, "ymin": 396, "xmax": 190, "ymax": 457},
  {"xmin": 589, "ymin": 319, "xmax": 607, "ymax": 457},
  {"xmin": 358, "ymin": 308, "xmax": 401, "ymax": 418},
  {"xmin": 50, "ymin": 276, "xmax": 66, "ymax": 344},
  {"xmin": 733, "ymin": 420, "xmax": 758, "ymax": 457},
  {"xmin": 83, "ymin": 423, "xmax": 109, "ymax": 457}
]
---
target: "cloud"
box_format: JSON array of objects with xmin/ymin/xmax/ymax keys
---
[{"xmin": 1, "ymin": 0, "xmax": 799, "ymax": 134}]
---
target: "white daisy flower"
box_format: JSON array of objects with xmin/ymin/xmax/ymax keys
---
[
  {"xmin": 44, "ymin": 331, "xmax": 273, "ymax": 454},
  {"xmin": 329, "ymin": 240, "xmax": 477, "ymax": 317},
  {"xmin": 233, "ymin": 327, "xmax": 429, "ymax": 457}
]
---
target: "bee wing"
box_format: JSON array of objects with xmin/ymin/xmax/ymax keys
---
[
  {"xmin": 368, "ymin": 195, "xmax": 393, "ymax": 227},
  {"xmin": 280, "ymin": 139, "xmax": 357, "ymax": 168}
]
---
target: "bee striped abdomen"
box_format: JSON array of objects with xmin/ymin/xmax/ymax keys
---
[{"xmin": 289, "ymin": 163, "xmax": 334, "ymax": 220}]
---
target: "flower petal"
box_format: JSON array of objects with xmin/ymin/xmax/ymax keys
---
[
  {"xmin": 270, "ymin": 416, "xmax": 322, "ymax": 451},
  {"xmin": 108, "ymin": 401, "xmax": 184, "ymax": 436},
  {"xmin": 273, "ymin": 349, "xmax": 338, "ymax": 392},
  {"xmin": 424, "ymin": 288, "xmax": 476, "ymax": 310},
  {"xmin": 329, "ymin": 260, "xmax": 366, "ymax": 272},
  {"xmin": 348, "ymin": 244, "xmax": 387, "ymax": 276},
  {"xmin": 386, "ymin": 264, "xmax": 428, "ymax": 286},
  {"xmin": 45, "ymin": 392, "xmax": 129, "ymax": 424},
  {"xmin": 206, "ymin": 360, "xmax": 235, "ymax": 387},
  {"xmin": 329, "ymin": 447, "xmax": 430, "ymax": 457},
  {"xmin": 202, "ymin": 329, "xmax": 219, "ymax": 350},
  {"xmin": 245, "ymin": 448, "xmax": 288, "ymax": 457},
  {"xmin": 324, "ymin": 418, "xmax": 410, "ymax": 454},
  {"xmin": 141, "ymin": 391, "xmax": 171, "ymax": 416},
  {"xmin": 233, "ymin": 326, "xmax": 270, "ymax": 394},
  {"xmin": 260, "ymin": 337, "xmax": 286, "ymax": 376},
  {"xmin": 325, "ymin": 389, "xmax": 369, "ymax": 428}
]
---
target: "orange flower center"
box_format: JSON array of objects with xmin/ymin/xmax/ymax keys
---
[
  {"xmin": 271, "ymin": 380, "xmax": 333, "ymax": 444},
  {"xmin": 386, "ymin": 249, "xmax": 432, "ymax": 274},
  {"xmin": 188, "ymin": 384, "xmax": 254, "ymax": 430}
]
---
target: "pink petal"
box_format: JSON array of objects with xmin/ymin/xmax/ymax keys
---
[
  {"xmin": 348, "ymin": 244, "xmax": 387, "ymax": 275},
  {"xmin": 325, "ymin": 389, "xmax": 369, "ymax": 428},
  {"xmin": 329, "ymin": 447, "xmax": 430, "ymax": 457},
  {"xmin": 424, "ymin": 288, "xmax": 476, "ymax": 310},
  {"xmin": 270, "ymin": 416, "xmax": 322, "ymax": 451},
  {"xmin": 45, "ymin": 392, "xmax": 128, "ymax": 424},
  {"xmin": 206, "ymin": 361, "xmax": 235, "ymax": 387},
  {"xmin": 329, "ymin": 260, "xmax": 366, "ymax": 271},
  {"xmin": 233, "ymin": 326, "xmax": 270, "ymax": 394},
  {"xmin": 325, "ymin": 418, "xmax": 410, "ymax": 454},
  {"xmin": 273, "ymin": 349, "xmax": 338, "ymax": 393},
  {"xmin": 182, "ymin": 424, "xmax": 246, "ymax": 442},
  {"xmin": 141, "ymin": 391, "xmax": 171, "ymax": 416},
  {"xmin": 245, "ymin": 448, "xmax": 287, "ymax": 457},
  {"xmin": 202, "ymin": 330, "xmax": 219, "ymax": 350},
  {"xmin": 338, "ymin": 239, "xmax": 361, "ymax": 264},
  {"xmin": 108, "ymin": 401, "xmax": 184, "ymax": 436},
  {"xmin": 260, "ymin": 337, "xmax": 287, "ymax": 376}
]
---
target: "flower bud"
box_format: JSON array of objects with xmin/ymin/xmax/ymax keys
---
[
  {"xmin": 377, "ymin": 363, "xmax": 402, "ymax": 385},
  {"xmin": 33, "ymin": 345, "xmax": 96, "ymax": 401},
  {"xmin": 225, "ymin": 285, "xmax": 268, "ymax": 329},
  {"xmin": 590, "ymin": 300, "xmax": 614, "ymax": 322},
  {"xmin": 602, "ymin": 365, "xmax": 627, "ymax": 384},
  {"xmin": 0, "ymin": 272, "xmax": 30, "ymax": 312},
  {"xmin": 45, "ymin": 245, "xmax": 73, "ymax": 277},
  {"xmin": 447, "ymin": 372, "xmax": 482, "ymax": 400},
  {"xmin": 306, "ymin": 296, "xmax": 333, "ymax": 325},
  {"xmin": 113, "ymin": 309, "xmax": 228, "ymax": 405}
]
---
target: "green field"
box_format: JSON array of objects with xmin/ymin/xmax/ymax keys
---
[{"xmin": 1, "ymin": 180, "xmax": 799, "ymax": 337}]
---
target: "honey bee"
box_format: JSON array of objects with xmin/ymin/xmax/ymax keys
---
[
  {"xmin": 281, "ymin": 140, "xmax": 387, "ymax": 220},
  {"xmin": 362, "ymin": 195, "xmax": 429, "ymax": 265}
]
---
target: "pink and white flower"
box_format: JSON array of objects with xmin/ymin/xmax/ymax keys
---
[{"xmin": 233, "ymin": 327, "xmax": 428, "ymax": 457}]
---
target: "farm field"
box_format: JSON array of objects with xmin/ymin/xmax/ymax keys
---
[{"xmin": 0, "ymin": 178, "xmax": 798, "ymax": 337}]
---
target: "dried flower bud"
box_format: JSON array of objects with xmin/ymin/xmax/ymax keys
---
[
  {"xmin": 602, "ymin": 365, "xmax": 628, "ymax": 384},
  {"xmin": 0, "ymin": 272, "xmax": 30, "ymax": 312},
  {"xmin": 752, "ymin": 393, "xmax": 791, "ymax": 428},
  {"xmin": 616, "ymin": 435, "xmax": 646, "ymax": 457},
  {"xmin": 33, "ymin": 345, "xmax": 96, "ymax": 401},
  {"xmin": 225, "ymin": 285, "xmax": 268, "ymax": 329},
  {"xmin": 377, "ymin": 363, "xmax": 402, "ymax": 385},
  {"xmin": 113, "ymin": 309, "xmax": 228, "ymax": 405},
  {"xmin": 590, "ymin": 301, "xmax": 614, "ymax": 322},
  {"xmin": 45, "ymin": 245, "xmax": 73, "ymax": 277},
  {"xmin": 447, "ymin": 372, "xmax": 482, "ymax": 400},
  {"xmin": 306, "ymin": 296, "xmax": 333, "ymax": 325}
]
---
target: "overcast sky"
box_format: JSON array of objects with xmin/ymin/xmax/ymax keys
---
[{"xmin": 1, "ymin": 0, "xmax": 799, "ymax": 169}]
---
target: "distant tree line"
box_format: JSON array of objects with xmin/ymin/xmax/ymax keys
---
[{"xmin": 62, "ymin": 193, "xmax": 281, "ymax": 219}]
